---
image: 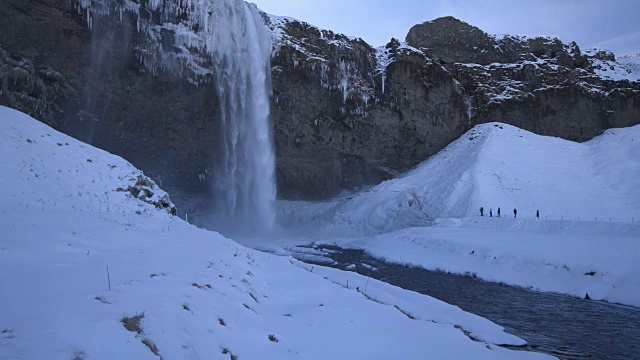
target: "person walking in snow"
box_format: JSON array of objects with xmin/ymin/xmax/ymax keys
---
[
  {"xmin": 536, "ymin": 210, "xmax": 540, "ymax": 219},
  {"xmin": 497, "ymin": 207, "xmax": 501, "ymax": 217},
  {"xmin": 490, "ymin": 208, "xmax": 493, "ymax": 217},
  {"xmin": 513, "ymin": 208, "xmax": 517, "ymax": 218},
  {"xmin": 480, "ymin": 207, "xmax": 484, "ymax": 216}
]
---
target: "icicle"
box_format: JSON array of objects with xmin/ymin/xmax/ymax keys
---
[
  {"xmin": 465, "ymin": 95, "xmax": 473, "ymax": 126},
  {"xmin": 382, "ymin": 74, "xmax": 386, "ymax": 94}
]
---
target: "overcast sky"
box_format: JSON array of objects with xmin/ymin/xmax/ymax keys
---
[{"xmin": 251, "ymin": 0, "xmax": 640, "ymax": 56}]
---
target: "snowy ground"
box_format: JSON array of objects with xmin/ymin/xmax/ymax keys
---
[
  {"xmin": 0, "ymin": 106, "xmax": 553, "ymax": 359},
  {"xmin": 261, "ymin": 122, "xmax": 640, "ymax": 308}
]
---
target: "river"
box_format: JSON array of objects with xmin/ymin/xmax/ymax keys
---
[{"xmin": 301, "ymin": 246, "xmax": 640, "ymax": 360}]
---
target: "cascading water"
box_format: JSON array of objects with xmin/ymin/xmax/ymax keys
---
[
  {"xmin": 197, "ymin": 1, "xmax": 276, "ymax": 234},
  {"xmin": 75, "ymin": 0, "xmax": 277, "ymax": 234}
]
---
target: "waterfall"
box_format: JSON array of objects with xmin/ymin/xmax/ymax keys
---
[
  {"xmin": 205, "ymin": 1, "xmax": 276, "ymax": 233},
  {"xmin": 75, "ymin": 0, "xmax": 277, "ymax": 234}
]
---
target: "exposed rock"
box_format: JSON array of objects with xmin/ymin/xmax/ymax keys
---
[
  {"xmin": 405, "ymin": 17, "xmax": 640, "ymax": 142},
  {"xmin": 117, "ymin": 175, "xmax": 176, "ymax": 214},
  {"xmin": 0, "ymin": 47, "xmax": 72, "ymax": 126},
  {"xmin": 405, "ymin": 16, "xmax": 589, "ymax": 68}
]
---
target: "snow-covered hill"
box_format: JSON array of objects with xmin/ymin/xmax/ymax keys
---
[
  {"xmin": 276, "ymin": 122, "xmax": 640, "ymax": 307},
  {"xmin": 0, "ymin": 106, "xmax": 553, "ymax": 359},
  {"xmin": 284, "ymin": 122, "xmax": 640, "ymax": 235}
]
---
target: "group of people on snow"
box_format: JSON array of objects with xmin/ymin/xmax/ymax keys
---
[{"xmin": 479, "ymin": 207, "xmax": 539, "ymax": 219}]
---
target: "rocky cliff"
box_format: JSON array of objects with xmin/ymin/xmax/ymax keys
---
[
  {"xmin": 1, "ymin": 2, "xmax": 639, "ymax": 211},
  {"xmin": 267, "ymin": 16, "xmax": 467, "ymax": 199},
  {"xmin": 405, "ymin": 17, "xmax": 640, "ymax": 140},
  {"xmin": 267, "ymin": 15, "xmax": 639, "ymax": 199}
]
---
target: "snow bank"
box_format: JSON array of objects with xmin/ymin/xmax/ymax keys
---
[
  {"xmin": 279, "ymin": 121, "xmax": 640, "ymax": 307},
  {"xmin": 327, "ymin": 219, "xmax": 640, "ymax": 307},
  {"xmin": 0, "ymin": 107, "xmax": 550, "ymax": 359}
]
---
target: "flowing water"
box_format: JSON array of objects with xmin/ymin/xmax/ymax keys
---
[
  {"xmin": 203, "ymin": 1, "xmax": 276, "ymax": 234},
  {"xmin": 301, "ymin": 246, "xmax": 640, "ymax": 360}
]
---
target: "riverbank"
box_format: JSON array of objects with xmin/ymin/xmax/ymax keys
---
[
  {"xmin": 268, "ymin": 217, "xmax": 640, "ymax": 308},
  {"xmin": 299, "ymin": 247, "xmax": 640, "ymax": 360}
]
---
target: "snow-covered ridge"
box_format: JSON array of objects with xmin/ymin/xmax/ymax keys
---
[
  {"xmin": 0, "ymin": 106, "xmax": 175, "ymax": 215},
  {"xmin": 455, "ymin": 47, "xmax": 638, "ymax": 106},
  {"xmin": 0, "ymin": 106, "xmax": 554, "ymax": 359},
  {"xmin": 264, "ymin": 13, "xmax": 359, "ymax": 54},
  {"xmin": 489, "ymin": 33, "xmax": 564, "ymax": 49},
  {"xmin": 374, "ymin": 40, "xmax": 426, "ymax": 94}
]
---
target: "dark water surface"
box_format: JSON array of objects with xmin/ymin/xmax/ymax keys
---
[{"xmin": 300, "ymin": 246, "xmax": 640, "ymax": 360}]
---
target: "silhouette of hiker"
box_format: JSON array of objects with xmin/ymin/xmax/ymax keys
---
[
  {"xmin": 497, "ymin": 207, "xmax": 501, "ymax": 217},
  {"xmin": 490, "ymin": 208, "xmax": 493, "ymax": 217},
  {"xmin": 480, "ymin": 207, "xmax": 484, "ymax": 216},
  {"xmin": 536, "ymin": 210, "xmax": 540, "ymax": 219},
  {"xmin": 513, "ymin": 208, "xmax": 517, "ymax": 218}
]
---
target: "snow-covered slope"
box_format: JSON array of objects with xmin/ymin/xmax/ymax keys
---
[
  {"xmin": 0, "ymin": 106, "xmax": 553, "ymax": 359},
  {"xmin": 276, "ymin": 122, "xmax": 640, "ymax": 307},
  {"xmin": 0, "ymin": 108, "xmax": 176, "ymax": 216},
  {"xmin": 284, "ymin": 122, "xmax": 640, "ymax": 235}
]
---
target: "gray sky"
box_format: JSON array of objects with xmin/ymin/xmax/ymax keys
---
[{"xmin": 251, "ymin": 0, "xmax": 640, "ymax": 56}]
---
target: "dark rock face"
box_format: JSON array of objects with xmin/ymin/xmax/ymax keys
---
[
  {"xmin": 406, "ymin": 16, "xmax": 589, "ymax": 68},
  {"xmin": 1, "ymin": 5, "xmax": 639, "ymax": 206},
  {"xmin": 268, "ymin": 18, "xmax": 467, "ymax": 199},
  {"xmin": 0, "ymin": 47, "xmax": 71, "ymax": 127},
  {"xmin": 406, "ymin": 17, "xmax": 640, "ymax": 142}
]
